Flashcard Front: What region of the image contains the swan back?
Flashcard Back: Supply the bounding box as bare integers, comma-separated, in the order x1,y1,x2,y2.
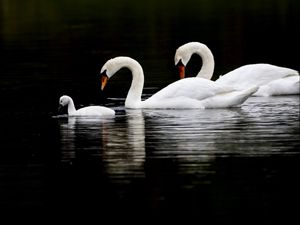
75,106,115,117
143,77,255,108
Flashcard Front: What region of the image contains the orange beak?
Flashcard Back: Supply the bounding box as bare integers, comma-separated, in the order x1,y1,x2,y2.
101,74,108,91
178,64,185,79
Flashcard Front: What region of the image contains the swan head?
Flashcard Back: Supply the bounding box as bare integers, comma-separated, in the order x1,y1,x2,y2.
175,42,214,79
59,95,71,107
100,58,120,78
174,44,193,67
174,46,190,79
100,58,117,90
58,95,71,113
175,42,207,65
174,43,197,79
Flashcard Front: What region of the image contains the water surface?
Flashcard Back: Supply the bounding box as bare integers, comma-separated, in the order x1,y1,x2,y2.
56,96,300,222
0,0,299,223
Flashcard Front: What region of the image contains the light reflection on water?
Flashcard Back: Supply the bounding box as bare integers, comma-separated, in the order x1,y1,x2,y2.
59,110,146,184
58,96,299,184
54,95,300,222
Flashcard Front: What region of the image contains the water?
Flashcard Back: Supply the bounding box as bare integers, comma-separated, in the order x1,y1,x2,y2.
1,0,300,223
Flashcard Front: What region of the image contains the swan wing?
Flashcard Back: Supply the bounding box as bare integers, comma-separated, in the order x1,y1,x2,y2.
216,64,299,90
147,77,235,101
254,75,300,96
74,106,115,116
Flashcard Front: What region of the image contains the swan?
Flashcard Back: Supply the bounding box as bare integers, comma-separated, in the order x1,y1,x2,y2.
174,42,300,96
100,56,258,109
58,95,115,117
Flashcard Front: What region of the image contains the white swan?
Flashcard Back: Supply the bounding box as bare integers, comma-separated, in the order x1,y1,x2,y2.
100,56,258,109
174,42,300,96
58,95,115,117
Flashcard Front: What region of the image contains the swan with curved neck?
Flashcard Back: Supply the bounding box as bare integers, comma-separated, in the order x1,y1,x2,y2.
175,42,215,80
100,56,258,109
174,42,299,96
59,95,115,117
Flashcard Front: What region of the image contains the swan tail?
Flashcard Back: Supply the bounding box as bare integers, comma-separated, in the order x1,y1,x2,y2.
291,79,300,94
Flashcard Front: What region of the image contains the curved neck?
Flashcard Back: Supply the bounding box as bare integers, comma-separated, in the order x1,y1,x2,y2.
194,44,215,80
67,98,77,115
115,57,144,108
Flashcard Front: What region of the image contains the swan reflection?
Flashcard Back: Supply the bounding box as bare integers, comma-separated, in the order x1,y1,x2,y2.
58,110,146,184
142,95,299,158
101,109,146,183
142,108,243,176
57,95,299,187
58,116,115,163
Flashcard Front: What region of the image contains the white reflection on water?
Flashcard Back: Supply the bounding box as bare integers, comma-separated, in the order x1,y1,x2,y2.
58,111,146,183
59,116,115,161
143,96,299,157
101,109,146,183
58,96,299,183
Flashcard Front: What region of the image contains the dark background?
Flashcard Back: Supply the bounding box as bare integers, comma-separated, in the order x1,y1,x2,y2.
0,0,299,114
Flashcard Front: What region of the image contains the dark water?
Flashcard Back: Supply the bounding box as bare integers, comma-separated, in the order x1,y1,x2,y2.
1,0,300,222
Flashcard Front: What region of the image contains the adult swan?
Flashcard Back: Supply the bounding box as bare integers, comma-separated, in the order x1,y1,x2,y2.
174,42,299,96
100,56,258,109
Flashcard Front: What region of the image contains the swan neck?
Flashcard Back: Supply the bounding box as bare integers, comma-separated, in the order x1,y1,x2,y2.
124,60,144,108
67,98,77,114
195,45,214,80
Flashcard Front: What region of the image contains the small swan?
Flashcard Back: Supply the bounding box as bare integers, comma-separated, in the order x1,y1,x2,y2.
58,95,115,117
174,42,299,96
100,56,258,109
